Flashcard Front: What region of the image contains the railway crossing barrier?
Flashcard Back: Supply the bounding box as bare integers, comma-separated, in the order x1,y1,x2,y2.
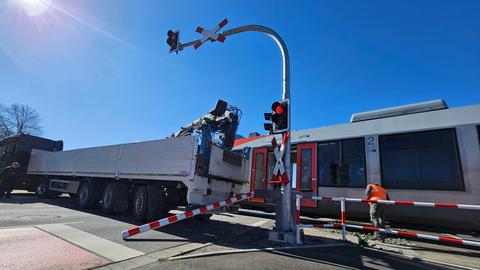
121,192,254,239
295,194,480,248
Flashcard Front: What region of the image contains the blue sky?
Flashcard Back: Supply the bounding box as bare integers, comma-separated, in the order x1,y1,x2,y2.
1,0,479,149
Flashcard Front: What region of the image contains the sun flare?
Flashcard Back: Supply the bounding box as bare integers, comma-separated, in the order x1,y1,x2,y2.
15,0,51,16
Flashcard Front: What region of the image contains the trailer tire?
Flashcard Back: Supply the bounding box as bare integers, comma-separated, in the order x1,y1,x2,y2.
78,182,94,209
133,186,148,221
101,183,114,214
35,182,50,198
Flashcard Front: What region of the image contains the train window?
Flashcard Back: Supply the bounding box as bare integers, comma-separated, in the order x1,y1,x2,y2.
254,152,265,190
380,129,464,191
266,152,276,190
342,139,367,187
299,148,313,190
318,138,366,187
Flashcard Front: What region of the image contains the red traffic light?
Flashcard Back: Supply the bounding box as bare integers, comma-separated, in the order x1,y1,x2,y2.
270,99,289,133
271,102,285,115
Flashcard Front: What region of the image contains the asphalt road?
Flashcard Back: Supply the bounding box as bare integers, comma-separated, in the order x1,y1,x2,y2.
0,192,472,270
0,193,270,254
143,247,463,270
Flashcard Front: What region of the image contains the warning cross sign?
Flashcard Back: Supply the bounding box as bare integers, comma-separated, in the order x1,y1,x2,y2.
194,18,229,49
269,132,290,186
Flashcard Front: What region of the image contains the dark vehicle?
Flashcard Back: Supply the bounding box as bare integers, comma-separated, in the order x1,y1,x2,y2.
0,134,63,196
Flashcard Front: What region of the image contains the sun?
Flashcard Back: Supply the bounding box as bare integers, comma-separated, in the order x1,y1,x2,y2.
15,0,51,16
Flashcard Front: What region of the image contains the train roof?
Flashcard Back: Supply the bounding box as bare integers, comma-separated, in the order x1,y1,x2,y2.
233,101,480,150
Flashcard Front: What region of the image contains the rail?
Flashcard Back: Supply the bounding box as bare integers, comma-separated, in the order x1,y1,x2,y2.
295,194,480,247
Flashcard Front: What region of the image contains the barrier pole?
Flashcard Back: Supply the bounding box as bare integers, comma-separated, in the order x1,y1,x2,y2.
303,196,480,211
121,192,254,239
296,194,302,245
344,224,480,248
340,197,346,241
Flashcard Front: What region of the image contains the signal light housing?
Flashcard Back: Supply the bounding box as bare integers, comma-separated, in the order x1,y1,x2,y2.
271,99,289,133
263,99,289,134
264,113,273,134
166,30,180,53
264,123,273,132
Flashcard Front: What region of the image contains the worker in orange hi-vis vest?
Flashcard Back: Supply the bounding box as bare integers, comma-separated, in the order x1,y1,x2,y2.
365,183,390,240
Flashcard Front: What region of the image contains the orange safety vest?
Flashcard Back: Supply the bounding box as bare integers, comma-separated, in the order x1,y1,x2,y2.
367,184,387,205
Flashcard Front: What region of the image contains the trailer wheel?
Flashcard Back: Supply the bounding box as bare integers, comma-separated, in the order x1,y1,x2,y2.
101,183,114,214
35,182,50,198
78,182,94,209
133,186,148,221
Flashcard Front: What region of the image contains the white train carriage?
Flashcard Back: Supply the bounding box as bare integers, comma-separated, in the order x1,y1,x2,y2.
235,100,480,230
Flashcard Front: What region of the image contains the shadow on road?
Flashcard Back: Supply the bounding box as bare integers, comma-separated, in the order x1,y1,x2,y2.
271,246,460,270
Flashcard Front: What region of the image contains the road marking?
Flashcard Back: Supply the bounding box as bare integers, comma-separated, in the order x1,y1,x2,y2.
36,223,144,262
251,220,269,227
94,242,212,270
0,221,84,230
167,243,347,261
233,219,271,235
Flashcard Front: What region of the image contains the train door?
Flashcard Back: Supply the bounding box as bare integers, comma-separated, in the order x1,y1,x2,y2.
296,143,317,207
250,148,268,202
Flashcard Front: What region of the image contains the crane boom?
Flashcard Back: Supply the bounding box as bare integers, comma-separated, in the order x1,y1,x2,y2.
171,100,241,159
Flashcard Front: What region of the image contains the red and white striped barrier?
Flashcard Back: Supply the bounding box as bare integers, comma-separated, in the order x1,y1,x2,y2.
299,222,480,248
299,195,480,210
345,224,480,248
121,192,254,239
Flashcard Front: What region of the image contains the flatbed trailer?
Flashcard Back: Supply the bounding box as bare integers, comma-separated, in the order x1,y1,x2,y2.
23,136,248,220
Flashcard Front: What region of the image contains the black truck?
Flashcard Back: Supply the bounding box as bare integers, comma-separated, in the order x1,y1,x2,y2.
0,134,63,197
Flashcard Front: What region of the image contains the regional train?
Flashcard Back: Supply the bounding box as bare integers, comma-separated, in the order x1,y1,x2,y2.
234,100,480,231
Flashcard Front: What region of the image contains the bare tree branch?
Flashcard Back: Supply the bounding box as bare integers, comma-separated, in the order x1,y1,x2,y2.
0,104,42,140
0,104,13,139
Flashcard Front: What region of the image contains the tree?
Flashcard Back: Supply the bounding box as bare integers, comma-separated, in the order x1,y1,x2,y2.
0,104,42,140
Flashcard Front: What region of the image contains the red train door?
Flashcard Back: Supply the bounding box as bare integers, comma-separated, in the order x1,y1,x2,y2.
296,143,317,207
250,147,268,202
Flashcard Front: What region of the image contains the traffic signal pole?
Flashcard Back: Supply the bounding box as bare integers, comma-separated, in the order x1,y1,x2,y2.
174,23,295,243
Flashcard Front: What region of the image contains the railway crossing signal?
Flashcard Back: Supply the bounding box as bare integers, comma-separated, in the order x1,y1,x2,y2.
194,18,229,49
269,133,289,187
166,30,180,53
165,19,296,244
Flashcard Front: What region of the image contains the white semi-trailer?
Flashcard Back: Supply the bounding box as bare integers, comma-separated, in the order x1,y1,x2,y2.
0,100,249,221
